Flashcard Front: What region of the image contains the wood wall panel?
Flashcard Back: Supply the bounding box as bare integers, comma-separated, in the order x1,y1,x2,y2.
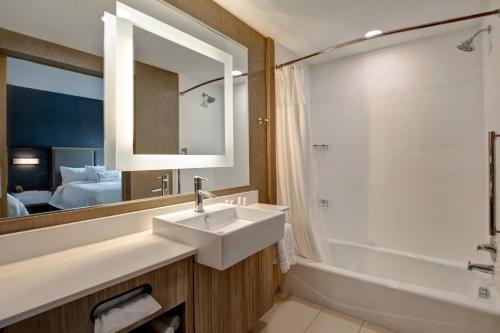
194,246,274,333
3,257,194,333
134,62,179,155
0,28,102,77
0,0,276,235
0,54,7,218
265,38,277,204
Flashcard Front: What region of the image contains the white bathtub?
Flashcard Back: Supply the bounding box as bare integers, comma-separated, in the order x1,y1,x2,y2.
282,238,500,333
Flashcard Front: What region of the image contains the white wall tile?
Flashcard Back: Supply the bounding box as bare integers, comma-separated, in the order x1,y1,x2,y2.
310,27,489,262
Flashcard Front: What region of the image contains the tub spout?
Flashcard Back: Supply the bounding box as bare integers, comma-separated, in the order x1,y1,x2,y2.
467,261,495,275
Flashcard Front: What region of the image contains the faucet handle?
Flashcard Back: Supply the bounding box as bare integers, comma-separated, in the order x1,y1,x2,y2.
194,176,209,181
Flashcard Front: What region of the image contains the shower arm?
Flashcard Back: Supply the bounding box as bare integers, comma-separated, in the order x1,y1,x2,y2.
489,132,500,236
469,25,492,42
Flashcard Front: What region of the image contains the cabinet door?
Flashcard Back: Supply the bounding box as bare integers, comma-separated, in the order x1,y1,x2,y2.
194,246,275,333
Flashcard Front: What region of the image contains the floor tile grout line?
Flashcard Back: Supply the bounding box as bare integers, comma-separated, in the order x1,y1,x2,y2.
357,320,365,333
302,307,323,333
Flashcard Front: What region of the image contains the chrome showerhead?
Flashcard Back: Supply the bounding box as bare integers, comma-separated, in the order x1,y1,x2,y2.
457,38,475,52
457,25,491,52
200,92,216,108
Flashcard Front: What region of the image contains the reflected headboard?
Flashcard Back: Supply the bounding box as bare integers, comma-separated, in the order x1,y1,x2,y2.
51,147,104,192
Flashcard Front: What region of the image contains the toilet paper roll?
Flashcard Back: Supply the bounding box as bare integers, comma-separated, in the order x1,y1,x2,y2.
94,293,162,333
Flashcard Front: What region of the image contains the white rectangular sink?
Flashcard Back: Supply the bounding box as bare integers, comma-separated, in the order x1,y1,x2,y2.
153,203,285,270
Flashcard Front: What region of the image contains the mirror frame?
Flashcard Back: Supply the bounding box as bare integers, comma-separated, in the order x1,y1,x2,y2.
104,2,234,171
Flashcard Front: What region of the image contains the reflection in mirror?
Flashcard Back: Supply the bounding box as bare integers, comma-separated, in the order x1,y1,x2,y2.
133,25,226,156
0,0,249,221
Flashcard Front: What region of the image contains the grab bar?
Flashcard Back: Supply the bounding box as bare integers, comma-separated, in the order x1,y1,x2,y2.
90,284,152,322
489,131,500,236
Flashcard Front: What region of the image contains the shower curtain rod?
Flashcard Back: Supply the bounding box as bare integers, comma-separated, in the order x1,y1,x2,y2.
276,8,500,68
180,8,499,95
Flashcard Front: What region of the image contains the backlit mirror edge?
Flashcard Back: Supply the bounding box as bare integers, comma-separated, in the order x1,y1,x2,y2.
104,3,235,171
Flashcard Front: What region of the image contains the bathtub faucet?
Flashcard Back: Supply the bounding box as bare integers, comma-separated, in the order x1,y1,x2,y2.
467,261,495,275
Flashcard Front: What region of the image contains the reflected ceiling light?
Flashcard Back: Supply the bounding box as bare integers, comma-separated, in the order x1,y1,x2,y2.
232,70,243,76
364,30,383,38
12,157,39,165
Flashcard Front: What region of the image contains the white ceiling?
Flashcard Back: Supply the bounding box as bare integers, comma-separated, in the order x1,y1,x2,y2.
213,0,491,63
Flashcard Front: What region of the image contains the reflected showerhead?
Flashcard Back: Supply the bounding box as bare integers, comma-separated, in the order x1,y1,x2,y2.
457,25,491,52
201,92,216,108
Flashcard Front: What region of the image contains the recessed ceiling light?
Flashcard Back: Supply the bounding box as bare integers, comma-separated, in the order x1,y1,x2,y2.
364,30,383,38
232,70,243,76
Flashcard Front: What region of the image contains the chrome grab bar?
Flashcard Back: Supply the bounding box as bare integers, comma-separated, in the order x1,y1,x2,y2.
489,131,500,236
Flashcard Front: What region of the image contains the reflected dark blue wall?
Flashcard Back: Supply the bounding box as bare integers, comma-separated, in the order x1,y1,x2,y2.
7,85,103,191
7,85,104,148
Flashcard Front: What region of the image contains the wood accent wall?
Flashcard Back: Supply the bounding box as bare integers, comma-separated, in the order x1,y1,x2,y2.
0,0,276,235
134,62,179,155
0,28,102,77
3,257,194,333
265,38,277,205
194,246,274,333
0,54,7,218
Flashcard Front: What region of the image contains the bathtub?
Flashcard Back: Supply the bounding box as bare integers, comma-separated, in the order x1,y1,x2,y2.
282,238,500,333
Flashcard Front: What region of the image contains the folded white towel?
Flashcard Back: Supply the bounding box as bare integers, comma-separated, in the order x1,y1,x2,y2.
94,294,161,333
276,223,296,273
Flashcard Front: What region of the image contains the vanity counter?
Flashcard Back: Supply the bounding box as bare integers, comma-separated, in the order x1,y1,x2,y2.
0,231,196,328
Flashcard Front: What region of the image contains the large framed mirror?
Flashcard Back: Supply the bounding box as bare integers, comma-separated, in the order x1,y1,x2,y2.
0,0,249,222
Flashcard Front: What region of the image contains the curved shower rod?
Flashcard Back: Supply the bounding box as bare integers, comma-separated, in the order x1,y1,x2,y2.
180,8,500,95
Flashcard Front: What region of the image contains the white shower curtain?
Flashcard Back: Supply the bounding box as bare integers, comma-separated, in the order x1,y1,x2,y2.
275,64,325,261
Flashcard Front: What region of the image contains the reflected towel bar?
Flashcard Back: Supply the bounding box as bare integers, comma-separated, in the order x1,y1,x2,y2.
489,131,500,236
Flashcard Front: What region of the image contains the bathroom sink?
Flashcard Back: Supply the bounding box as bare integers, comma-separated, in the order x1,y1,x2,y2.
153,203,285,270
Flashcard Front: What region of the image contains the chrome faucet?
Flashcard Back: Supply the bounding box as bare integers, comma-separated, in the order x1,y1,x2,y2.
477,237,497,262
467,261,495,275
152,174,169,197
194,176,216,213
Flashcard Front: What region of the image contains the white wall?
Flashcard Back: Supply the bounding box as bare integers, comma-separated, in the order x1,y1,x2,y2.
178,75,225,155
309,28,488,262
7,57,103,100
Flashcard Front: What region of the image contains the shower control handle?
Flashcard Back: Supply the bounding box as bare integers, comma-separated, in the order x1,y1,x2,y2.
477,238,497,262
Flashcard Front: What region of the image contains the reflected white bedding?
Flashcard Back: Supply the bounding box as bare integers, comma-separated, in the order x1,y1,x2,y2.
49,181,121,210
7,194,29,218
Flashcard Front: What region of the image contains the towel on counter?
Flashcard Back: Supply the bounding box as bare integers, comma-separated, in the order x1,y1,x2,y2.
276,223,296,273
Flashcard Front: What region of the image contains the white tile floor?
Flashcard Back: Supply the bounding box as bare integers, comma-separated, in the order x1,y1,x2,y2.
251,293,397,333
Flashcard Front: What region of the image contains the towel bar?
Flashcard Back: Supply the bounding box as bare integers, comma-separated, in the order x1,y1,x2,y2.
489,131,500,236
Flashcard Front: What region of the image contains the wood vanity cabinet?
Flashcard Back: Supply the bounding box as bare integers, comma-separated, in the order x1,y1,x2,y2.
2,257,194,333
194,246,275,333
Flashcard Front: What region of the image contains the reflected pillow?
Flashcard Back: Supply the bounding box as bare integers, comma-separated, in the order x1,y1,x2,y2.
96,171,121,183
85,165,105,181
60,166,87,184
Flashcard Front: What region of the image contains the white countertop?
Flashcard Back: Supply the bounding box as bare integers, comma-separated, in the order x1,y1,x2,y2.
0,231,196,328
